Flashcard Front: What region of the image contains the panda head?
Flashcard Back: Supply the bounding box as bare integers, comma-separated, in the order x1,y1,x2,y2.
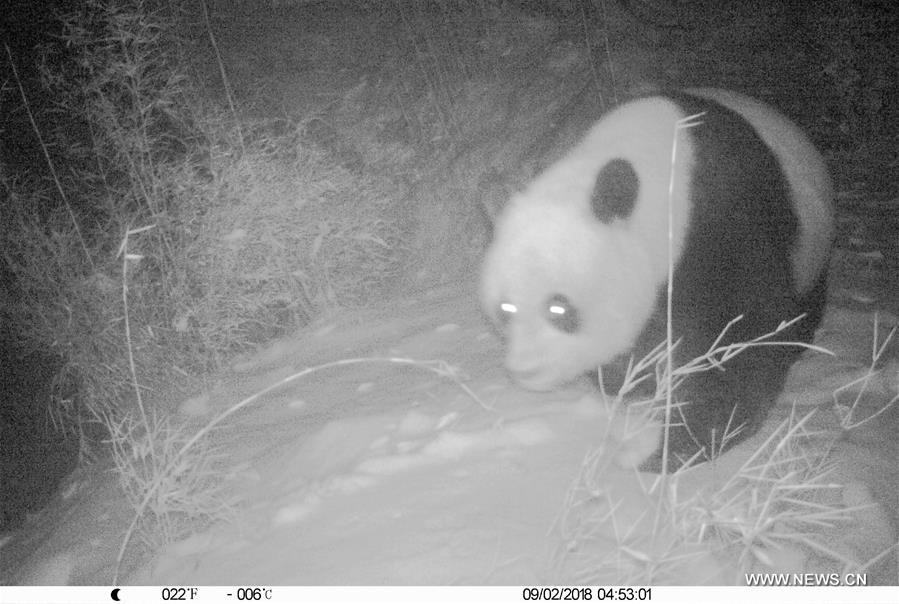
479,97,695,391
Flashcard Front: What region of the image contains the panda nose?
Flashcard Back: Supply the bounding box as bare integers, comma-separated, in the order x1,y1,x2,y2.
505,355,540,379
508,366,555,391
509,366,541,382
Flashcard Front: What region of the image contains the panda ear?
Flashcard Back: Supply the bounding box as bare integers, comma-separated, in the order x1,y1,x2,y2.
591,158,639,223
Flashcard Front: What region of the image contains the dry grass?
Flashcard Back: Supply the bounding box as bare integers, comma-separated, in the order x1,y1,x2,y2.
104,408,234,550
552,318,895,584
831,316,898,430
2,0,409,443
1,0,413,574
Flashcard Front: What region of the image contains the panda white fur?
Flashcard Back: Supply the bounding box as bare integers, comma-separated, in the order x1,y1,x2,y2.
480,88,834,472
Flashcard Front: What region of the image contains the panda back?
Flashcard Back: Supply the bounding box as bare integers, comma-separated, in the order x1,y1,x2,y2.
685,88,834,294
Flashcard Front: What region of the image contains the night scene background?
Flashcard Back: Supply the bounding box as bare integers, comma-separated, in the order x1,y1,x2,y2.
1,0,897,587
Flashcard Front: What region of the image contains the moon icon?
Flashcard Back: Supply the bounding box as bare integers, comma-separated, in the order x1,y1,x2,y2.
111,588,121,601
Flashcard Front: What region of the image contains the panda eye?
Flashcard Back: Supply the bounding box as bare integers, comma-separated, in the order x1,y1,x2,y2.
545,294,580,333
497,301,517,326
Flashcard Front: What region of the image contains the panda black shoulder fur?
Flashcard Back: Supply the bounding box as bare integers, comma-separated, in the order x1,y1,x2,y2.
480,88,834,472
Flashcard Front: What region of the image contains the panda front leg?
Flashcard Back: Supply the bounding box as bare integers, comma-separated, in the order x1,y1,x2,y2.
638,344,794,473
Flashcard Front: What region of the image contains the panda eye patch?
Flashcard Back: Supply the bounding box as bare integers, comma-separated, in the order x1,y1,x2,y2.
497,301,517,325
545,294,580,333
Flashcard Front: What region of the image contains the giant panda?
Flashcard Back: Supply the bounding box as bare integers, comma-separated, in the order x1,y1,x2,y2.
479,88,834,472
